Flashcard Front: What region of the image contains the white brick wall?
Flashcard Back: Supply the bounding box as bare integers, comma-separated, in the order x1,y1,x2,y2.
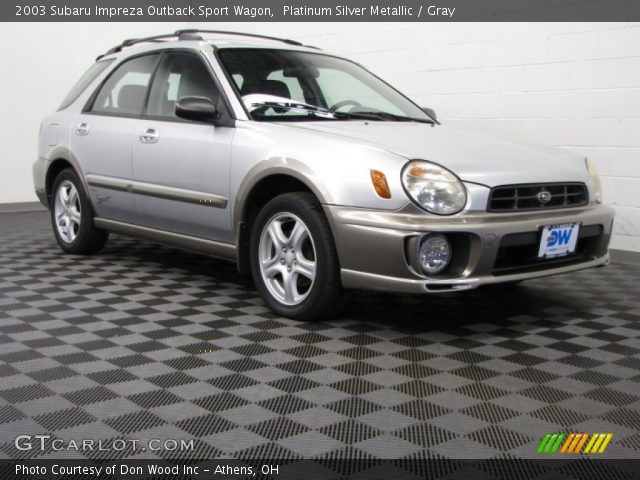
224,22,640,252
1,22,638,251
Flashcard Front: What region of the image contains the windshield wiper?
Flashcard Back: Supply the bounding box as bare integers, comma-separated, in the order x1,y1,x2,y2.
243,95,434,123
243,94,334,118
333,111,434,123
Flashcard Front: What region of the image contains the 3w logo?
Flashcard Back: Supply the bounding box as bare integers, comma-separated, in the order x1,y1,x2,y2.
546,228,573,247
537,433,613,454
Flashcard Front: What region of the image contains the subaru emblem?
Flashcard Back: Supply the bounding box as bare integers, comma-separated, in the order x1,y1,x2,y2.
537,190,552,204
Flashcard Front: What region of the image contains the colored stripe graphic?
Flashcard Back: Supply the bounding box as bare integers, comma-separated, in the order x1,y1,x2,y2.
583,433,599,453
583,433,614,454
573,433,589,453
550,433,565,453
560,433,575,453
539,433,613,454
537,433,552,454
597,434,613,453
538,433,566,453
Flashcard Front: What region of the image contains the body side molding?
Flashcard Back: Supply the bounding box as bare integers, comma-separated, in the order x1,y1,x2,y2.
86,174,228,208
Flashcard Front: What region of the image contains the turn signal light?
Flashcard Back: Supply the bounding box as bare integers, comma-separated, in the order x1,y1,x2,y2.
370,170,391,199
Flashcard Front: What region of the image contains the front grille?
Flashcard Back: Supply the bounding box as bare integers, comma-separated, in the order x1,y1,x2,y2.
488,183,587,212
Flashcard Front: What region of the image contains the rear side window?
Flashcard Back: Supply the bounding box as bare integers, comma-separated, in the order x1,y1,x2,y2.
58,59,114,110
90,54,160,116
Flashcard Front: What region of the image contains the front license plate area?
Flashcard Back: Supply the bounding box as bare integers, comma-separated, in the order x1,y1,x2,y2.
538,223,580,259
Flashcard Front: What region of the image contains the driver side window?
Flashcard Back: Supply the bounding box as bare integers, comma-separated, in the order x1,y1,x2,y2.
145,52,221,119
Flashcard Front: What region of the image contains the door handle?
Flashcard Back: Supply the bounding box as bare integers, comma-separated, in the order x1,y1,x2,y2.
139,128,159,144
76,123,90,136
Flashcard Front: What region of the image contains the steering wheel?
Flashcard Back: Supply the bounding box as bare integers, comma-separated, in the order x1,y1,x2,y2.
329,99,362,112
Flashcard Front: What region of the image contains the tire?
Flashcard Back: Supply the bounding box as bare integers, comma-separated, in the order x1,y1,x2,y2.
250,192,343,320
50,168,108,254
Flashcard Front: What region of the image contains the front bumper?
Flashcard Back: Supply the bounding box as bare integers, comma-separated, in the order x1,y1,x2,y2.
324,202,614,294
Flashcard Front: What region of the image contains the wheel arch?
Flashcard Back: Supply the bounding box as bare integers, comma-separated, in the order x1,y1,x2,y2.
45,148,90,206
234,160,333,275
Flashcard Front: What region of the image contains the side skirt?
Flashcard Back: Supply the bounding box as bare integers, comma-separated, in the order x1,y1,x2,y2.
93,218,237,261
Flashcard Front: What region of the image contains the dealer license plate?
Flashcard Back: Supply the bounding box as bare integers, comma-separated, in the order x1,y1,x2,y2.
538,223,580,259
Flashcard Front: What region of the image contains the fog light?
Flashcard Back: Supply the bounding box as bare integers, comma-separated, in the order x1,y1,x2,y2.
419,234,451,274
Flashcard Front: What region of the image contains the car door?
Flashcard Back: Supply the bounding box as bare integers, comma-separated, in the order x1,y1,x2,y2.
70,53,161,223
132,51,234,242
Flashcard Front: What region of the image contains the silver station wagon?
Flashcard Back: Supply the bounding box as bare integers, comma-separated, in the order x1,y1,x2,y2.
34,30,614,319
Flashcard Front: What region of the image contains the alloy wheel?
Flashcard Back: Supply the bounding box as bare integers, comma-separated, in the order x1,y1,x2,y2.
258,212,317,306
53,180,81,244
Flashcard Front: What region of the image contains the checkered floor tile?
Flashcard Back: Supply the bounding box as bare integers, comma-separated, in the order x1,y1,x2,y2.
0,211,639,460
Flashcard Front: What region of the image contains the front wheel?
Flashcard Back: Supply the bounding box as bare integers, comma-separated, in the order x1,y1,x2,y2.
250,192,343,320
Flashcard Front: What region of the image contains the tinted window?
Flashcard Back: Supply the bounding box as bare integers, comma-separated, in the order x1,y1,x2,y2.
91,54,160,116
146,52,220,119
59,59,114,110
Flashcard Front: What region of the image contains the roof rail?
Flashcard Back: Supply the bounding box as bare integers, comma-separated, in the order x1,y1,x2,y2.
174,29,305,47
103,33,177,55
98,29,317,59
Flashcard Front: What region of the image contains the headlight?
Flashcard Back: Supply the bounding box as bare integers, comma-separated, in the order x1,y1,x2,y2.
401,160,467,215
585,158,603,203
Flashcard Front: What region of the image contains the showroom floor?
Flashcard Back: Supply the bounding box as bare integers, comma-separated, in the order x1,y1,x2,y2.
1,211,639,461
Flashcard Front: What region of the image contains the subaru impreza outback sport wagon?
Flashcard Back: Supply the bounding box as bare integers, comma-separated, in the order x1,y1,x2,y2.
34,30,614,320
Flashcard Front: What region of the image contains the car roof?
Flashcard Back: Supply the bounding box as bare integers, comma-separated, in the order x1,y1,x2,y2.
206,37,320,51
97,30,321,61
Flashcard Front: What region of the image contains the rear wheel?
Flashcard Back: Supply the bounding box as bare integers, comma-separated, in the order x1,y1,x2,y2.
250,192,343,320
51,169,108,254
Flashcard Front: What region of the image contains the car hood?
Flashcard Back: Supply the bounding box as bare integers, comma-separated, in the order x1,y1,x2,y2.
284,122,588,187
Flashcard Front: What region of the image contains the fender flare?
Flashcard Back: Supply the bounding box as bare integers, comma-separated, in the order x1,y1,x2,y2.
46,147,90,198
233,156,333,228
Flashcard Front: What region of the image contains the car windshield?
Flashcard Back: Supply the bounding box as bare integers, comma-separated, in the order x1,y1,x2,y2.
217,48,434,123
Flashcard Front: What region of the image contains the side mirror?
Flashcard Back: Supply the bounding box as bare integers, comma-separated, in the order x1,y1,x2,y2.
421,107,437,121
175,96,219,123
